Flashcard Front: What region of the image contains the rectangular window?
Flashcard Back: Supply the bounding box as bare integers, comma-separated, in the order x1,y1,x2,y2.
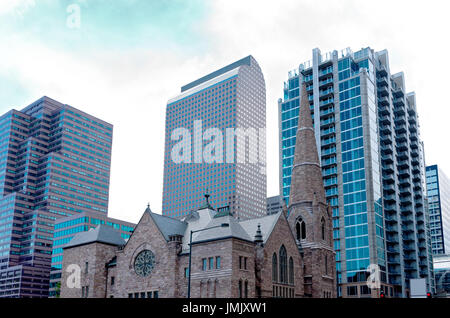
244,257,247,270
134,293,139,298
347,286,358,296
111,276,115,286
85,286,89,298
85,262,88,274
154,291,159,298
140,292,146,298
147,292,152,298
202,259,207,271
239,256,243,269
209,257,214,270
216,256,221,269
128,293,133,298
184,267,189,278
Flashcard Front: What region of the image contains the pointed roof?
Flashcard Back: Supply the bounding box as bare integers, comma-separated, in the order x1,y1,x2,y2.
145,205,187,241
289,83,326,206
64,224,126,249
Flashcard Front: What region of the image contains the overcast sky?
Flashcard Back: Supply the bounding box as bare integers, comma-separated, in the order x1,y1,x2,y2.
1,0,449,223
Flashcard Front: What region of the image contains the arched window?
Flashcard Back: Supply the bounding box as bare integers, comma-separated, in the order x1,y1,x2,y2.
272,253,278,282
279,245,287,284
321,217,326,241
296,218,306,240
289,257,294,285
238,280,243,298
244,280,248,298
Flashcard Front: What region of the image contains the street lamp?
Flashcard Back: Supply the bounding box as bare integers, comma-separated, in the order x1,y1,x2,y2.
187,223,229,298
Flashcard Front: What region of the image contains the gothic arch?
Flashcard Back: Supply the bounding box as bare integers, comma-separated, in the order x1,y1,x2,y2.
279,245,287,284
272,253,278,282
295,217,306,240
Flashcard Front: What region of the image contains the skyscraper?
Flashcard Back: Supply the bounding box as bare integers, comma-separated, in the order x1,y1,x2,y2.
279,47,433,297
0,96,112,297
426,165,450,255
162,56,266,220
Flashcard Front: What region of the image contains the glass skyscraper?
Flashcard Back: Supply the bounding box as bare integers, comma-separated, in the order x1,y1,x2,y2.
162,56,266,220
426,165,450,255
0,96,112,297
279,47,433,297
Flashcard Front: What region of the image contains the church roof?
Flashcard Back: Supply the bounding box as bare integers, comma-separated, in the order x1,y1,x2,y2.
289,82,327,206
193,214,252,244
239,212,281,244
63,224,126,249
146,206,187,241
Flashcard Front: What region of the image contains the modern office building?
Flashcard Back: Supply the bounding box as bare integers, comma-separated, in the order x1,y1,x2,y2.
279,47,433,297
0,96,113,297
49,211,134,297
426,165,450,255
162,56,266,220
433,254,450,297
267,195,283,215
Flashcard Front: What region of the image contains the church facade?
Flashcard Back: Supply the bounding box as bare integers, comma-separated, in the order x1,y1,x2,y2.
60,83,336,298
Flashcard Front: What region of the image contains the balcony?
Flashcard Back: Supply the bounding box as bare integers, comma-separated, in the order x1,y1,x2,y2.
320,127,335,137
380,114,391,125
319,77,333,88
395,115,406,125
377,77,389,87
395,123,407,134
393,87,404,98
398,168,409,178
384,203,396,213
382,164,394,174
397,151,409,161
381,143,393,154
380,134,392,144
378,86,389,97
378,96,390,106
377,65,388,77
319,88,334,98
320,98,334,107
382,153,394,164
320,107,335,117
393,98,405,107
394,106,406,116
396,142,408,152
383,183,396,194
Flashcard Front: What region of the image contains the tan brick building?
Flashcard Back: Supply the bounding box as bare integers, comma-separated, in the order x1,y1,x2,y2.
60,83,335,298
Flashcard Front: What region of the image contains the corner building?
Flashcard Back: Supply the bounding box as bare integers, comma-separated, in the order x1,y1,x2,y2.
279,47,433,297
0,96,112,297
162,56,266,220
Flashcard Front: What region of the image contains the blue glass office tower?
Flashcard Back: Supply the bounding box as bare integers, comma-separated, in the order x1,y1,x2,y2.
0,96,112,297
162,56,266,220
279,48,433,297
426,165,450,255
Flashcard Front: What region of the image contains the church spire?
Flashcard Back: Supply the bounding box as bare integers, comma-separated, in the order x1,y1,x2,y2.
289,82,326,206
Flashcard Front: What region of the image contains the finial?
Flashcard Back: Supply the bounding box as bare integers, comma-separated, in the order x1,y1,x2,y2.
254,223,263,244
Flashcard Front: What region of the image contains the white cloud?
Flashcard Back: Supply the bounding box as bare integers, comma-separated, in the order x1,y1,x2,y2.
0,0,35,16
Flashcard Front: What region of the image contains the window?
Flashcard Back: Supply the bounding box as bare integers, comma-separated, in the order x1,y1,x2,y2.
272,253,278,282
296,219,306,240
244,257,247,270
289,257,294,285
154,291,159,298
321,217,326,240
279,246,287,284
244,281,249,298
216,256,221,269
184,267,189,278
202,258,207,271
347,286,358,296
111,276,115,286
85,261,89,274
239,256,243,269
140,292,146,298
209,257,214,270
134,292,139,298
238,280,243,298
128,293,133,298
147,292,153,298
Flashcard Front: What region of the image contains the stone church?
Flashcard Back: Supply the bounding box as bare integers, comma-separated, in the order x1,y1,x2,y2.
60,83,336,298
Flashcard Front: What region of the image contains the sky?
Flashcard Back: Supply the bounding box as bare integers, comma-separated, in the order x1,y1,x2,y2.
1,0,449,223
